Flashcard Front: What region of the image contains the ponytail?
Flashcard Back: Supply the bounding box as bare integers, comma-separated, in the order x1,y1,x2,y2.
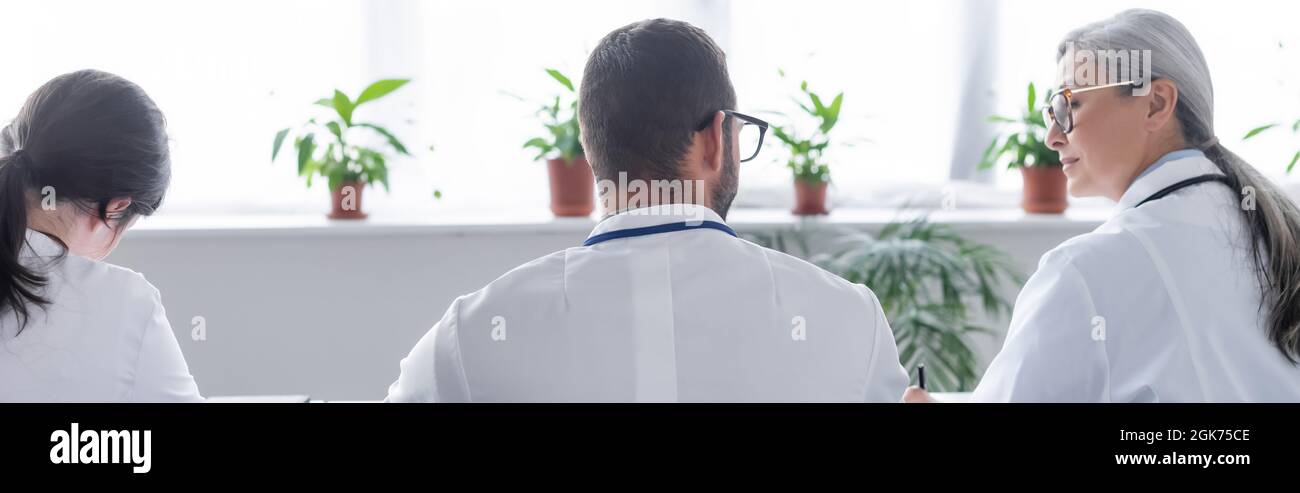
0,150,50,331
1060,8,1300,362
0,70,172,335
1199,140,1300,362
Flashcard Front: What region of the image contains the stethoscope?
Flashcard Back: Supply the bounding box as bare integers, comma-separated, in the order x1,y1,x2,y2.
1134,174,1231,208
583,220,736,247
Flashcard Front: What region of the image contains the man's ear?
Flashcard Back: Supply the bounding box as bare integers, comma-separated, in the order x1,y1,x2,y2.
1144,79,1179,132
700,110,726,175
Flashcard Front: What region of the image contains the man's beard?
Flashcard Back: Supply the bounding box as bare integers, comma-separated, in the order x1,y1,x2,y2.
709,135,739,219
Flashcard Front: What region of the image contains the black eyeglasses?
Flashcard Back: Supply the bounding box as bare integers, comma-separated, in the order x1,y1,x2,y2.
696,110,769,163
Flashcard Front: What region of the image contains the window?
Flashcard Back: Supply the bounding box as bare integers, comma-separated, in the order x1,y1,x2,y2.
2,0,369,214
3,0,1297,216
726,0,970,208
994,0,1300,187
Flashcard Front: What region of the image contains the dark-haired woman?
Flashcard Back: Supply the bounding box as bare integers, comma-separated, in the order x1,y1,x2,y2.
0,70,201,402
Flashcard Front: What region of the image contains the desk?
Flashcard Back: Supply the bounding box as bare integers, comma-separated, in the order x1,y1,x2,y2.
932,392,973,403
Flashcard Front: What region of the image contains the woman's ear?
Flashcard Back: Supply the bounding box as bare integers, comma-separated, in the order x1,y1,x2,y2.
1144,79,1180,132
105,198,132,219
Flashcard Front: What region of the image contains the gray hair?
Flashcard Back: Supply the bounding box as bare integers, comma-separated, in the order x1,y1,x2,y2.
1059,8,1300,362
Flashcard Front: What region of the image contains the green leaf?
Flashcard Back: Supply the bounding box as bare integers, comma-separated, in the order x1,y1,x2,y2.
314,98,334,108
827,93,843,120
355,123,410,156
354,79,410,107
1001,134,1021,169
1289,150,1300,173
326,169,344,194
986,115,1017,124
771,126,795,146
810,92,826,114
325,121,343,141
977,137,1000,170
1292,119,1300,133
332,90,355,126
819,93,843,133
433,189,442,199
1243,123,1278,140
296,134,316,176
272,128,290,161
302,160,320,186
545,69,575,92
793,98,814,117
368,153,390,193
1027,82,1037,114
1027,110,1046,129
523,137,549,150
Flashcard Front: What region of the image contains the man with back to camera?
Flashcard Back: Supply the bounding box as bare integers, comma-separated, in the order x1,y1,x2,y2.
385,18,907,402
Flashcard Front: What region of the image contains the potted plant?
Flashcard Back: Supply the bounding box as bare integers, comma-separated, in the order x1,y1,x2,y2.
521,69,593,217
771,73,843,216
746,215,1021,391
814,216,1021,391
980,82,1067,214
272,79,417,219
1242,118,1300,173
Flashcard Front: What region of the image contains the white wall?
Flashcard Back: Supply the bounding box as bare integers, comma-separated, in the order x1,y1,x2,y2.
105,211,1096,400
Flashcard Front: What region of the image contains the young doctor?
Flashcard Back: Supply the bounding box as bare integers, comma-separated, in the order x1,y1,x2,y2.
387,19,908,402
0,70,202,402
908,9,1300,403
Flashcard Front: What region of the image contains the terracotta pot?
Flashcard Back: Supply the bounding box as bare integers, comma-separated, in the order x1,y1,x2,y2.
1020,164,1068,214
328,179,369,220
792,178,830,216
547,156,595,217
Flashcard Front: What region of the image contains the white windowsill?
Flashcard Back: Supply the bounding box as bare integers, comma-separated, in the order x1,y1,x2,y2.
126,206,1111,239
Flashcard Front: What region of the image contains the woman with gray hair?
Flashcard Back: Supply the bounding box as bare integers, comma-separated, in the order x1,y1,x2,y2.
908,8,1300,402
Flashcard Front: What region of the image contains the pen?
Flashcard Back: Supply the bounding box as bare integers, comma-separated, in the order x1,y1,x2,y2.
917,364,926,390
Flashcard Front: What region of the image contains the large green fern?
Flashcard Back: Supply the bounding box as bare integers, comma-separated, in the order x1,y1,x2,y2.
746,216,1021,391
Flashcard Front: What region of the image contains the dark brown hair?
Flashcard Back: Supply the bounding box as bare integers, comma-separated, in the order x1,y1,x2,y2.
0,70,171,331
579,18,737,183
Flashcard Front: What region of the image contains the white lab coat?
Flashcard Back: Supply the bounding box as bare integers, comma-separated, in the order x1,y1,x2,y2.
0,229,202,402
973,152,1300,402
387,203,908,402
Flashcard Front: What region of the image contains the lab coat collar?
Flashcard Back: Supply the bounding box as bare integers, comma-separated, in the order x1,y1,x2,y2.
1114,151,1223,212
19,229,65,259
587,203,728,241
